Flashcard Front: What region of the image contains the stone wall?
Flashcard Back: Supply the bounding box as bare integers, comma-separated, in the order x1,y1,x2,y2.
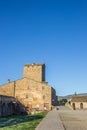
68,96,87,110
0,95,28,117
51,87,58,106
15,78,52,110
71,102,87,110
24,64,45,82
0,78,52,110
0,82,15,96
0,63,57,112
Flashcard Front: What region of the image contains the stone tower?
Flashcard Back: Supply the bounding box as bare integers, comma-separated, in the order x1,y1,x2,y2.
23,63,45,82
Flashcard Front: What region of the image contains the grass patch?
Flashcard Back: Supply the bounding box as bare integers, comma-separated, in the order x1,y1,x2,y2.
0,111,48,130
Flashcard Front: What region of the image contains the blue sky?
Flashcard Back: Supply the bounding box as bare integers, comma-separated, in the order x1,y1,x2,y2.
0,0,87,96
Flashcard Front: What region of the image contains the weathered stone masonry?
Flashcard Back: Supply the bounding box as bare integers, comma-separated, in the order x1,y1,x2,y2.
0,95,28,116
0,63,57,111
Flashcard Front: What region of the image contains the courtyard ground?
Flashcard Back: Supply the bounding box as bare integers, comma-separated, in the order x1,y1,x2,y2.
59,106,87,130
36,106,87,130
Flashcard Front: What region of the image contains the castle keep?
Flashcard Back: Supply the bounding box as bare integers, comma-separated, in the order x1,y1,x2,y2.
0,63,57,111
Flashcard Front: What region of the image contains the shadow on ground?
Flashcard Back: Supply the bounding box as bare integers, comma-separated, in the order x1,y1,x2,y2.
0,114,43,128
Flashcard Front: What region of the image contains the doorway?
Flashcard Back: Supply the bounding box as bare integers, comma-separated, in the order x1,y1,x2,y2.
80,103,83,109
72,103,75,110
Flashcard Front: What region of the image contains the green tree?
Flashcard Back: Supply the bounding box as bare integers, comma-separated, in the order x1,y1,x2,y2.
74,91,77,96
58,99,67,105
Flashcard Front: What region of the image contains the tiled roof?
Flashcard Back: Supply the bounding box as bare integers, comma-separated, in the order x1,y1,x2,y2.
71,96,87,102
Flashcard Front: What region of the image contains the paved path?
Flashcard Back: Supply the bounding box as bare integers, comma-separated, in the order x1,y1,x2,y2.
35,108,64,130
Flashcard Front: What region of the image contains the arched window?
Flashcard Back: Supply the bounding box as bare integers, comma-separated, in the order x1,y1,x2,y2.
72,103,75,110
80,103,83,109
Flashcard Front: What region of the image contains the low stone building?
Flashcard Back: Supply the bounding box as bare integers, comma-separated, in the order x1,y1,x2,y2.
0,95,28,116
68,96,87,110
0,63,57,112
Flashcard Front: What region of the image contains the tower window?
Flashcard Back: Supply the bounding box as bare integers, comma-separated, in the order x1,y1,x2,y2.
26,95,28,99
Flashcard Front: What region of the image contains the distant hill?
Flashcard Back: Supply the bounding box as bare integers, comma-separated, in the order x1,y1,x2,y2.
58,93,87,100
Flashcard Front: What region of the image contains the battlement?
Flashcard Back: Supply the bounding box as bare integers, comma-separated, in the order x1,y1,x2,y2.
24,63,44,66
